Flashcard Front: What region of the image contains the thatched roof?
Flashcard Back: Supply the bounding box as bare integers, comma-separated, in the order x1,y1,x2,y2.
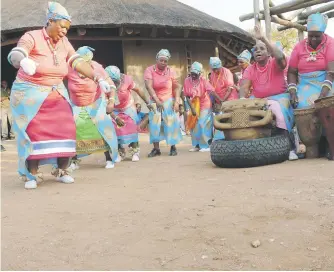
1,0,252,42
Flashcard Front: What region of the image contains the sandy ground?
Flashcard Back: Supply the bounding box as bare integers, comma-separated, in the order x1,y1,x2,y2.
1,134,334,270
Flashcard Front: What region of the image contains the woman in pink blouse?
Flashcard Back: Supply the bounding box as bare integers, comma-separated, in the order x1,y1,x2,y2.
288,13,334,109
209,57,239,108
183,62,222,152
144,49,182,157
240,26,297,160
105,65,153,162
288,13,334,160
67,46,118,171
8,2,111,189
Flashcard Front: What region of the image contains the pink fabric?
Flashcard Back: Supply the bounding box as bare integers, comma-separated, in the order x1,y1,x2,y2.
112,110,138,138
17,28,75,86
183,76,214,110
114,74,135,110
209,67,238,101
267,100,287,130
26,91,76,160
289,34,334,73
67,61,106,107
144,65,178,102
243,57,287,98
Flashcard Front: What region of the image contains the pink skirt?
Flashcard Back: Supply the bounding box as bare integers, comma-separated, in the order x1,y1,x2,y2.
26,91,76,160
112,112,139,145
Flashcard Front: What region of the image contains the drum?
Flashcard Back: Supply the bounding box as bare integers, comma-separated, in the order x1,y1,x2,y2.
214,99,273,140
315,95,334,160
294,107,322,158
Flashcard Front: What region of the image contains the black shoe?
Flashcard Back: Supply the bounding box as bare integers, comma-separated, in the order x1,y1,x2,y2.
148,148,161,158
169,146,177,156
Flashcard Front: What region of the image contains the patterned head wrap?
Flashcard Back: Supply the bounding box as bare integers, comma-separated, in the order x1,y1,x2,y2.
76,46,95,62
275,41,283,52
156,49,171,60
46,2,71,23
190,61,203,75
105,66,121,82
209,57,222,69
307,13,328,33
237,50,252,63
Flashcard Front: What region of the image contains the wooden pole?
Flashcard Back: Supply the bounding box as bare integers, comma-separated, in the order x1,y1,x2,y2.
269,16,307,31
263,0,272,41
269,0,311,15
253,0,261,28
269,0,288,20
298,2,334,19
277,19,307,31
278,10,334,31
215,44,219,57
240,0,331,22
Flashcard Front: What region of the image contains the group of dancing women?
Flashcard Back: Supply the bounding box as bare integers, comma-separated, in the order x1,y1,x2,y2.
7,2,334,189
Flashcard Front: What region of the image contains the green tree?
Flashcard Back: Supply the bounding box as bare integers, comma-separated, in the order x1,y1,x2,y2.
271,27,298,54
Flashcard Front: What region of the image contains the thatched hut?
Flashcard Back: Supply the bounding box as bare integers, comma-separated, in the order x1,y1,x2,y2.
1,0,253,102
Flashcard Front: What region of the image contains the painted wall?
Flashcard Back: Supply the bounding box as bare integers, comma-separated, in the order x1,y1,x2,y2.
122,40,215,111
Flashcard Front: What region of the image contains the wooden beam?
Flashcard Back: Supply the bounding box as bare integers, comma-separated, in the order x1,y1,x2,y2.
240,0,331,22
263,0,272,41
119,27,124,36
1,37,19,46
324,10,334,17
215,44,219,57
298,2,334,19
277,19,307,31
150,27,157,38
253,0,261,28
270,15,307,31
269,0,288,20
67,35,214,42
217,39,239,57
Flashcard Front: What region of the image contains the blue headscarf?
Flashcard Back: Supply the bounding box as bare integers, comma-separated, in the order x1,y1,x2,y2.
76,46,95,62
156,49,171,60
46,2,71,23
237,50,252,63
209,57,222,69
105,66,121,82
307,13,328,33
190,61,203,75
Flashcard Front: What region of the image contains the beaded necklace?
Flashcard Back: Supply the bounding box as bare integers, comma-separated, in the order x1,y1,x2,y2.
255,59,271,85
305,38,326,62
46,39,59,66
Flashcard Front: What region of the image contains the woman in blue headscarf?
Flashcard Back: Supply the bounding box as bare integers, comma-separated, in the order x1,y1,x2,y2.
288,13,334,160
105,65,153,162
67,46,119,171
8,2,111,189
288,13,334,108
144,49,182,157
237,49,253,97
183,62,222,152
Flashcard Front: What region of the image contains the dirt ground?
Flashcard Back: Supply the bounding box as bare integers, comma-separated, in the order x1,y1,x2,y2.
1,134,334,270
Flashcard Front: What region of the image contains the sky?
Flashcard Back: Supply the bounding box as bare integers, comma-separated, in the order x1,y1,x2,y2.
177,0,334,36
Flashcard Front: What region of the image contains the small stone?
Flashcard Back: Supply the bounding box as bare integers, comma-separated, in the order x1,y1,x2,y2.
251,240,261,248
307,247,318,251
269,238,275,243
201,255,208,259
